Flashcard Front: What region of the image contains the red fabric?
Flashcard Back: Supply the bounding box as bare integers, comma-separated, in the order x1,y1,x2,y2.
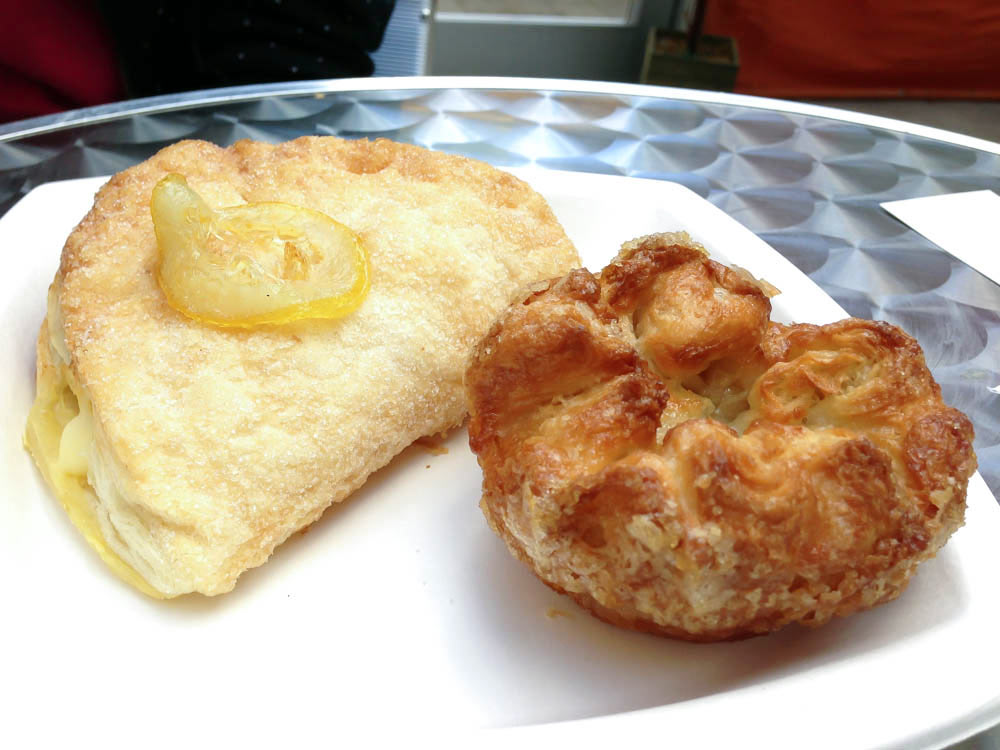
0,0,123,123
705,0,1000,98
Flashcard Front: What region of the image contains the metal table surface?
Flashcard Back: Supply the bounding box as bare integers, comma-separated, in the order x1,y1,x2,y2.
3,77,998,747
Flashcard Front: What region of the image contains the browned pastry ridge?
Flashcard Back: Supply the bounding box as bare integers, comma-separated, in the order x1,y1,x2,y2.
465,232,976,641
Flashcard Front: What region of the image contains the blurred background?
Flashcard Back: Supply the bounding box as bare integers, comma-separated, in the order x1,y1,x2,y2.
2,0,999,140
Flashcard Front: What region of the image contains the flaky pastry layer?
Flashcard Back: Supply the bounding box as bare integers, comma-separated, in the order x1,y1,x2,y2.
465,232,975,641
27,136,580,597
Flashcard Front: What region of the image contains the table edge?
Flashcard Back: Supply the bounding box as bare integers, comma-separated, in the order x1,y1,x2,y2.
2,76,998,156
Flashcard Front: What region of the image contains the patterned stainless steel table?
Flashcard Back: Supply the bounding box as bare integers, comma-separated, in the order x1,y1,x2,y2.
4,77,999,746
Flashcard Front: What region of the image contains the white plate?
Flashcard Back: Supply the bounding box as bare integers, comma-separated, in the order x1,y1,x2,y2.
3,170,999,749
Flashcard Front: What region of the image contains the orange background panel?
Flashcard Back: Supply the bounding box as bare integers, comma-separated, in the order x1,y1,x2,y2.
705,0,1000,98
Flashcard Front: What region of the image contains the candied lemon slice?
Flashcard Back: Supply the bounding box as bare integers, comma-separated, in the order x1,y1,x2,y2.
151,174,369,327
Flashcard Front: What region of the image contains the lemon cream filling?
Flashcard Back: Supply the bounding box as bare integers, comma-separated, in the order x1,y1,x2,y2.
23,304,165,599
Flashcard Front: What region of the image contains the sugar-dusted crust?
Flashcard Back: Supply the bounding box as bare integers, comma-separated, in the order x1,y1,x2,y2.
37,136,580,597
465,232,975,641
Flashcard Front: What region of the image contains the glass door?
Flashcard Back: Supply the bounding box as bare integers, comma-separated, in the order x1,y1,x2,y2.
429,1,677,83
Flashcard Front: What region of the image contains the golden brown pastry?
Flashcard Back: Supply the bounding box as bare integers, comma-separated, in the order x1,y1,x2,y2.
465,232,975,641
24,136,579,598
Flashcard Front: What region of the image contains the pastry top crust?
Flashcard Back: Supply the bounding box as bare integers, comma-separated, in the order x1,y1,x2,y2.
49,136,579,596
466,232,975,640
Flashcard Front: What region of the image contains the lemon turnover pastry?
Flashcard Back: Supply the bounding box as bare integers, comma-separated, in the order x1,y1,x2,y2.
25,136,579,597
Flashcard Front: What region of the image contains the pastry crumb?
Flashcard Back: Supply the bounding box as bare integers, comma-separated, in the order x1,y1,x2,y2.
415,434,449,455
